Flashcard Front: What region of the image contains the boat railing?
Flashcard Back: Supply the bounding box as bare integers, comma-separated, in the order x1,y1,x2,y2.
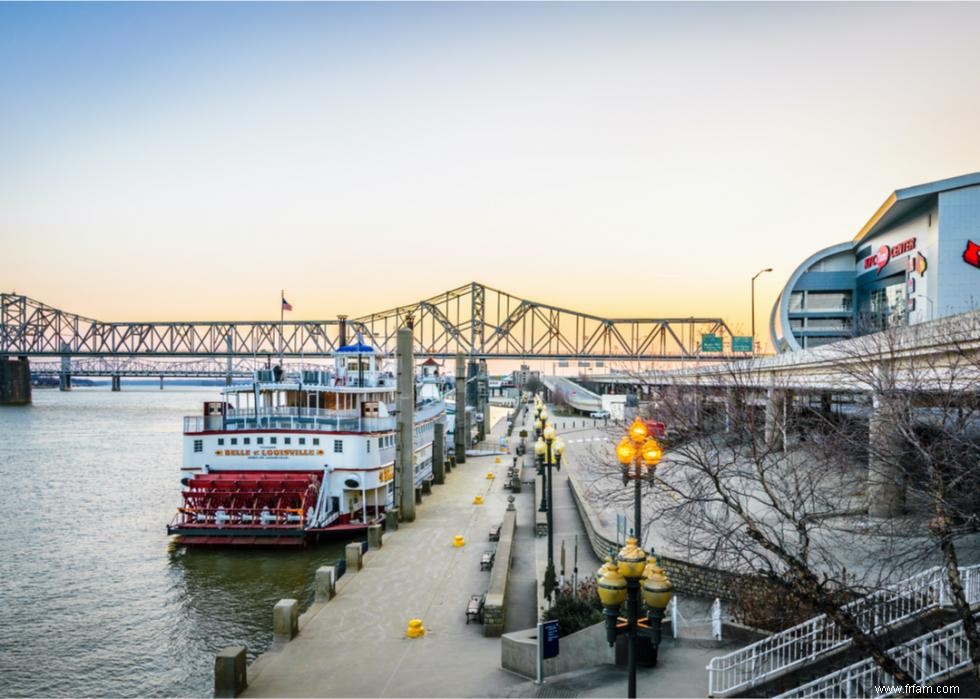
184,399,439,434
227,406,346,420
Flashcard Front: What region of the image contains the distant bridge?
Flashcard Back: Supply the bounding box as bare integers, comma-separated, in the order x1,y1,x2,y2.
27,357,302,379
2,283,737,361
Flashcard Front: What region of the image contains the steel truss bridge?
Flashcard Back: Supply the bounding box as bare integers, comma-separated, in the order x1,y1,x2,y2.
2,284,736,374
27,357,299,379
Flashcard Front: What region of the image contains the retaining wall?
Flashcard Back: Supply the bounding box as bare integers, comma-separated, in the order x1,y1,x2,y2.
483,507,517,636
566,470,754,601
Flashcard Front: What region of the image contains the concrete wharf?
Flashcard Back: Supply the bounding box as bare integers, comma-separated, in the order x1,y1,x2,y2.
236,408,734,698
242,415,525,698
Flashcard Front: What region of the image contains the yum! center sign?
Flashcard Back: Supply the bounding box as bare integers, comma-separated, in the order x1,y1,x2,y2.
863,237,917,274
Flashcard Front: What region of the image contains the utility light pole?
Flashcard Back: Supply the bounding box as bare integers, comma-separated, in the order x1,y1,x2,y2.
751,268,773,353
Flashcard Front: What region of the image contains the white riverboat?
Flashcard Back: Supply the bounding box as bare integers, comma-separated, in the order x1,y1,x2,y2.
167,338,447,546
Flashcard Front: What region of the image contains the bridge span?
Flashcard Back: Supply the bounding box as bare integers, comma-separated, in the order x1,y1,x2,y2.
1,283,736,361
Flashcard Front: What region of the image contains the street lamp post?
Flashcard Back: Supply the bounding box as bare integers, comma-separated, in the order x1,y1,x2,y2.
751,267,773,354
615,418,663,547
535,416,564,602
596,539,674,698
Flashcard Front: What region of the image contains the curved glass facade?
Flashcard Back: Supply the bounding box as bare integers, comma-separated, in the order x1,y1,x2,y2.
771,173,980,353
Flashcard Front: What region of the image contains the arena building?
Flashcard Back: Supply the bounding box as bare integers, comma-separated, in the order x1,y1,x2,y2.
771,172,980,352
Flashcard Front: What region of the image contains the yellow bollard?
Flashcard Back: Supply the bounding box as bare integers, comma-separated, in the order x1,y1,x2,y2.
486,471,495,480
495,456,501,463
473,495,484,505
406,619,425,638
453,535,465,547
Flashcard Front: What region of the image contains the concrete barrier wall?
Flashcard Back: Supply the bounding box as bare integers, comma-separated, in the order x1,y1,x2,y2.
565,470,754,601
483,507,516,637
501,621,613,678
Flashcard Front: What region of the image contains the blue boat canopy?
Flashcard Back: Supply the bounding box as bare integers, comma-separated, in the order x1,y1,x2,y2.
336,333,377,353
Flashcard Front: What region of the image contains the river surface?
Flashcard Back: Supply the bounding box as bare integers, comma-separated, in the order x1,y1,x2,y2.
0,388,352,698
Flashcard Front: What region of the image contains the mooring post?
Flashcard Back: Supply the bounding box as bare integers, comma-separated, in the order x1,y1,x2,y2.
396,325,416,522
214,646,247,698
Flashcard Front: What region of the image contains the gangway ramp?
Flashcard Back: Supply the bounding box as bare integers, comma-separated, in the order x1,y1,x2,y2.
542,375,602,413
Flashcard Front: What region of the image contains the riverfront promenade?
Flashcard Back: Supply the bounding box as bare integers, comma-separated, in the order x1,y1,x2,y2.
243,416,526,698
240,409,735,698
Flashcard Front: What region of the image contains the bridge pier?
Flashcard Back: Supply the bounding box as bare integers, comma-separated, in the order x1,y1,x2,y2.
868,391,905,518
60,353,71,391
432,422,446,485
454,353,466,463
764,388,787,451
820,392,833,416
111,375,121,391
477,358,489,443
0,356,31,405
724,388,737,433
396,326,416,523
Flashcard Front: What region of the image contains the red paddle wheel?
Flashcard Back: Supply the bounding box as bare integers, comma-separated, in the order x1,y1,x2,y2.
168,472,322,546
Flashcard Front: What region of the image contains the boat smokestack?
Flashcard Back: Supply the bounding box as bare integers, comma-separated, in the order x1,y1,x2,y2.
337,315,348,347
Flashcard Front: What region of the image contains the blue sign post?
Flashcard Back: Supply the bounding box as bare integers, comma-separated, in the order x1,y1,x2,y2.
536,619,560,683
542,619,560,659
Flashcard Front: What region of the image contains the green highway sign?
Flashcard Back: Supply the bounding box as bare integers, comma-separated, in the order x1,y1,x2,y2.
701,334,723,352
732,336,754,352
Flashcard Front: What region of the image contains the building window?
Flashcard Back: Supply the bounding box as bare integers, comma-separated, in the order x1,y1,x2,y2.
366,439,371,453
334,440,343,453
231,438,238,445
789,319,804,330
243,437,250,445
806,292,852,312
218,438,225,446
807,317,852,331
313,438,319,446
285,437,291,445
193,439,203,453
789,292,804,312
270,437,277,444
299,438,306,445
257,437,264,445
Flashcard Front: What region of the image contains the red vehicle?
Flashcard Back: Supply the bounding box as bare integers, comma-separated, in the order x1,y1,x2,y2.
644,420,667,440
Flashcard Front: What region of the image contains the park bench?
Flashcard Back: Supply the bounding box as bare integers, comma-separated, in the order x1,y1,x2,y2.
480,549,496,571
465,593,486,624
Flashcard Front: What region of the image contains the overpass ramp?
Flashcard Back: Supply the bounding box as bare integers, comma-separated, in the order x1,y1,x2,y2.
542,375,602,413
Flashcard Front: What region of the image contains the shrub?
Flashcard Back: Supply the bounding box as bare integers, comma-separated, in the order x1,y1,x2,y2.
541,578,604,636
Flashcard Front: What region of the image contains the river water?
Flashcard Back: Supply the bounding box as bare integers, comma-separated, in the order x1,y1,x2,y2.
0,388,351,698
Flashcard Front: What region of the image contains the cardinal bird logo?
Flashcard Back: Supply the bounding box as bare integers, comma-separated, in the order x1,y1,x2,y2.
965,240,980,269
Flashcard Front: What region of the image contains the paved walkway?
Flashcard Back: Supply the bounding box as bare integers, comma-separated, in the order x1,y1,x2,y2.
243,416,525,698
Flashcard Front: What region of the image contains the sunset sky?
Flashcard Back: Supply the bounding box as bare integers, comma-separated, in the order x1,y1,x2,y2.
2,2,980,345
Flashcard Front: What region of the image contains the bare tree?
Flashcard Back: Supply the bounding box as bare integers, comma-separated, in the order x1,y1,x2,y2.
572,310,980,686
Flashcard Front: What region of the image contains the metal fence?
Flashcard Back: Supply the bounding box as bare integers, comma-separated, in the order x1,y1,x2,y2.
775,613,978,699
707,565,980,697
